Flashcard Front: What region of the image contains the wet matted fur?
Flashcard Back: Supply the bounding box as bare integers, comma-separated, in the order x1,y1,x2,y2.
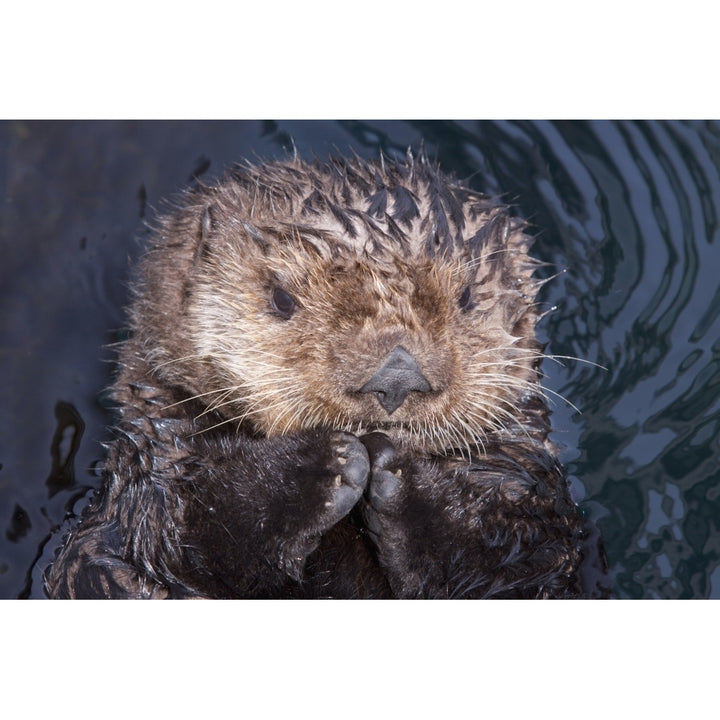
45,152,606,599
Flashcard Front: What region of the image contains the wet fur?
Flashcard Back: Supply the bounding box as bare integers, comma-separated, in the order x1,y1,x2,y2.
45,152,602,599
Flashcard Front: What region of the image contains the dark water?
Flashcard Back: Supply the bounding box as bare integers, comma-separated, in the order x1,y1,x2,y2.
1,119,719,599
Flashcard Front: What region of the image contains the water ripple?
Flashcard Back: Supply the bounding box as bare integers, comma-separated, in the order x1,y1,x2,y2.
530,120,720,598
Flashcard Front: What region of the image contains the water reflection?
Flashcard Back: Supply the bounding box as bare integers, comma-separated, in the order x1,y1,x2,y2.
524,120,720,598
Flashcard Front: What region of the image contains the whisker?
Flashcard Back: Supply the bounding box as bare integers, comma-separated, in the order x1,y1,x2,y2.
153,353,207,369
161,386,241,410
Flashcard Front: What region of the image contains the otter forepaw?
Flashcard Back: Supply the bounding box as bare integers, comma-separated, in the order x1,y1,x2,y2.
359,432,404,537
361,432,398,474
277,432,369,581
321,432,370,524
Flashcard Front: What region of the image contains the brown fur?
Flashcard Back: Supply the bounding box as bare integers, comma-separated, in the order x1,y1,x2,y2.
133,155,544,457
44,152,600,599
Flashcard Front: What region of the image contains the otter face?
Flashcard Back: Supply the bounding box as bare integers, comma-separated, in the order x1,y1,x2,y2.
187,243,541,456
163,157,546,456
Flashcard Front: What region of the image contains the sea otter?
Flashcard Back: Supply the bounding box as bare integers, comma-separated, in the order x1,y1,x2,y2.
44,151,598,599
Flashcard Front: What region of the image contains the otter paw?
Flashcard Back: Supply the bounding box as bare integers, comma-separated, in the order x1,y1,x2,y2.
280,433,370,579
361,432,398,473
321,433,370,525
359,432,404,536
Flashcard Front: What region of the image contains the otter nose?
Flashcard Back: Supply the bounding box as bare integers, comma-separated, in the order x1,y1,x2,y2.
359,346,431,415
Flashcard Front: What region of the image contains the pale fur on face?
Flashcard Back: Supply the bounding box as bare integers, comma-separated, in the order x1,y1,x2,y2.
144,155,552,457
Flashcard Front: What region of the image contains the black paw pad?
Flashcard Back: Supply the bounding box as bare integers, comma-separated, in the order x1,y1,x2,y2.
368,468,402,512
362,466,403,540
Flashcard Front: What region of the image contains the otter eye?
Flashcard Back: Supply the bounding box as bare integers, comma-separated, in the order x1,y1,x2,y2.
458,285,473,312
271,287,296,319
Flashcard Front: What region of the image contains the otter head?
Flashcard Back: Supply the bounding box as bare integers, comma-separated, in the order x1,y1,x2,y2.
150,155,547,456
